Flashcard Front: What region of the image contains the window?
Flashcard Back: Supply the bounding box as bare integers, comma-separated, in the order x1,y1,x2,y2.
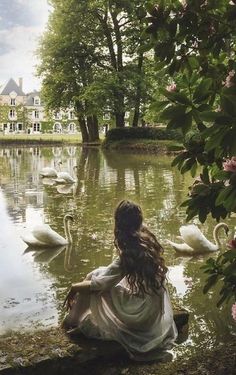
9,109,16,118
34,110,39,119
54,111,61,120
54,122,62,133
68,111,75,120
68,123,76,133
103,113,110,120
9,123,16,132
17,123,23,131
33,123,41,132
10,98,16,106
34,98,40,105
124,111,130,119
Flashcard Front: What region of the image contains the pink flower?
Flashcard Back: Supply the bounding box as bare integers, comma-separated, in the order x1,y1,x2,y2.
223,157,236,172
232,303,236,321
227,239,236,249
166,83,177,92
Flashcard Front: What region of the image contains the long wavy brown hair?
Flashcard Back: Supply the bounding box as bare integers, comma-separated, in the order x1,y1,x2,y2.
114,200,168,296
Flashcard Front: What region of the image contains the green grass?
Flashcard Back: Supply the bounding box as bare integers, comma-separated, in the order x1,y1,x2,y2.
0,133,83,143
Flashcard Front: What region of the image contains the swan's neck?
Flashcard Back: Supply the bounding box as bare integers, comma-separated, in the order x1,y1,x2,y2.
213,223,224,248
64,217,72,243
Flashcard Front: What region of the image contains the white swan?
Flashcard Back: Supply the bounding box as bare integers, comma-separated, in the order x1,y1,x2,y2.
167,223,229,254
39,161,61,178
21,214,73,248
53,165,77,184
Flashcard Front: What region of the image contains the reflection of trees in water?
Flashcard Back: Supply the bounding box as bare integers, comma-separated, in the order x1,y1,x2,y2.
1,145,234,345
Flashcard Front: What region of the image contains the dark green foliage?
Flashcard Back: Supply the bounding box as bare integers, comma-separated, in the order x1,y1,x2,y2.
145,0,236,306
105,126,183,142
201,250,236,307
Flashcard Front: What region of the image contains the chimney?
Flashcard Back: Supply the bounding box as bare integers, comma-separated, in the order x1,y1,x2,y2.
19,77,23,91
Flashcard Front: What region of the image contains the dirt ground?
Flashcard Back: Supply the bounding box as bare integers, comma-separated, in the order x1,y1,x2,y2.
77,339,236,375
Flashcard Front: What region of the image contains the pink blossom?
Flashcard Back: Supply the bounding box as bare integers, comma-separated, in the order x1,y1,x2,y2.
232,303,236,321
223,157,236,172
227,239,236,249
166,83,177,92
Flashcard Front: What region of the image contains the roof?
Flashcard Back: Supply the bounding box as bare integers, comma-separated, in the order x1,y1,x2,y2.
26,91,42,106
0,78,25,96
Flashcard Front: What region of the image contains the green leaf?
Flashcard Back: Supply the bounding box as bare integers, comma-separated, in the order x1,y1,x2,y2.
223,188,236,211
220,95,236,117
188,56,199,70
199,207,208,223
205,130,226,151
160,104,186,120
171,152,185,167
180,199,191,208
223,250,236,261
213,170,231,180
203,274,219,294
191,183,210,196
153,100,169,112
193,78,213,103
215,185,234,206
183,112,193,135
161,89,192,105
190,161,198,177
215,115,232,125
199,111,220,123
181,158,195,174
201,167,210,184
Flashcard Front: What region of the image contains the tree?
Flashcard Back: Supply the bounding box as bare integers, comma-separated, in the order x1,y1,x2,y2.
37,0,102,142
38,0,157,138
145,0,236,307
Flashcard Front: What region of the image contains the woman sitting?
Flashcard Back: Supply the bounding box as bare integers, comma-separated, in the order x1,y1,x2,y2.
62,200,177,361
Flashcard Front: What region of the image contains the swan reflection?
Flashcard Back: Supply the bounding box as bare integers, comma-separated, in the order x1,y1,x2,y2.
24,245,66,263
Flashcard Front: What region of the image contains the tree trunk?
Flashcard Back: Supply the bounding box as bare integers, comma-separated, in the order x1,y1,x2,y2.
132,53,144,127
87,115,100,142
115,112,125,127
78,114,89,143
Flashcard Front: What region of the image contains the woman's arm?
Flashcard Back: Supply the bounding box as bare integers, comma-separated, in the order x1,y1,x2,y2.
63,280,92,311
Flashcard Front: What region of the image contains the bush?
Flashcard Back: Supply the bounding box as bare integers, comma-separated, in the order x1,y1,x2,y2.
105,127,182,142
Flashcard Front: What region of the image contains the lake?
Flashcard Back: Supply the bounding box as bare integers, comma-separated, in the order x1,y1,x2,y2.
0,145,235,356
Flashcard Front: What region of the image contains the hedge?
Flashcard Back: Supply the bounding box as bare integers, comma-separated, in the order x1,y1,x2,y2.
105,127,183,142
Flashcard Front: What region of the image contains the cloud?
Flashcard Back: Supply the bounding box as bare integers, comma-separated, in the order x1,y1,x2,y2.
0,0,50,92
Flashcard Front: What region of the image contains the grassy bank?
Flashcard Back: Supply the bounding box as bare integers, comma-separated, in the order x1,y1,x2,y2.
0,133,100,146
0,134,183,153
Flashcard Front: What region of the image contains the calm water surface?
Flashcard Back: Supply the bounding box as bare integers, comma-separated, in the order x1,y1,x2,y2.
0,145,235,355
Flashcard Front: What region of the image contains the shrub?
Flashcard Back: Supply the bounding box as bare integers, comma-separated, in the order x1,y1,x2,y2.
105,127,182,142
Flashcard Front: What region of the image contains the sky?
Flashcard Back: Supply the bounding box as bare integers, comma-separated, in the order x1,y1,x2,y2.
0,0,50,93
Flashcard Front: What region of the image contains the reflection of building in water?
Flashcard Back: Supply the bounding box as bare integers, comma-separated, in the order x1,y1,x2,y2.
52,147,62,157
0,147,50,224
66,146,77,157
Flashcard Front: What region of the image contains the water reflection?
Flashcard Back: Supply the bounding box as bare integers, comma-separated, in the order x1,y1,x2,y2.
0,146,235,353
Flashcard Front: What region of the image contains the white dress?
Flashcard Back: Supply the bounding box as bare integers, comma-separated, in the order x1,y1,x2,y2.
64,258,178,361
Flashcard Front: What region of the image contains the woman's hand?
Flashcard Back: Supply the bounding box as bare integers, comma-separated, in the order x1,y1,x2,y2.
63,285,77,311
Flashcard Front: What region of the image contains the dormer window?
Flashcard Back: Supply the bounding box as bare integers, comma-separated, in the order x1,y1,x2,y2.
10,98,16,106
34,97,40,105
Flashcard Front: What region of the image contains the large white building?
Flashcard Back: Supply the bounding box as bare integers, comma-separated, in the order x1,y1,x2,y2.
0,78,78,134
